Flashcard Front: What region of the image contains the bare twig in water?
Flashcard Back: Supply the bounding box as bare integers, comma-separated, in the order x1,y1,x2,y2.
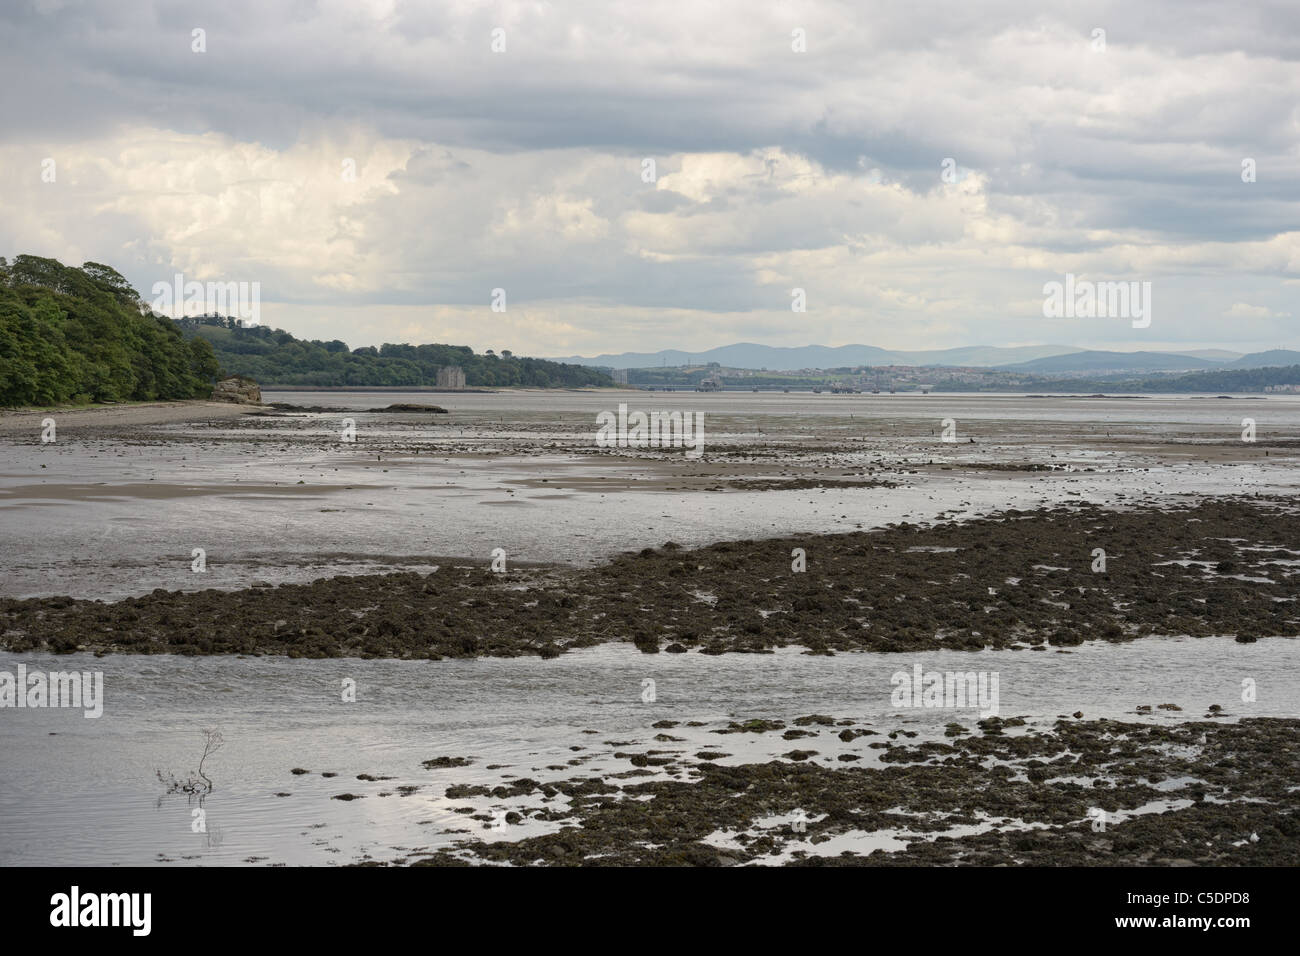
197,727,224,792
156,727,226,797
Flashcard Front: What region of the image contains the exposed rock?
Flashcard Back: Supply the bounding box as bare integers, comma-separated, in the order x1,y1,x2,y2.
5,498,1298,660
211,376,261,404
380,403,448,413
423,756,474,769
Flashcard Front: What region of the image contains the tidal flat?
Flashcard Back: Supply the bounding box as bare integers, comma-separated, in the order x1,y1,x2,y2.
3,497,1299,658
1,390,1298,865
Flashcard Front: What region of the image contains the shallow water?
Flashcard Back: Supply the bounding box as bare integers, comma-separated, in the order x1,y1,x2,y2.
2,391,1298,600
264,388,1300,425
1,636,1293,866
3,391,1298,866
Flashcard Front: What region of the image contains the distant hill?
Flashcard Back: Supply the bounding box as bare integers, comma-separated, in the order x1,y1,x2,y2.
1004,348,1300,375
891,345,1084,367
1226,350,1300,368
1174,349,1243,361
1126,364,1300,393
548,342,1079,370
1002,350,1220,373
546,341,1292,373
546,343,895,369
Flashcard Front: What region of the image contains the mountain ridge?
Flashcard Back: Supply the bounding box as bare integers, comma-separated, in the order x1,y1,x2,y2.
547,343,1082,370
544,342,1289,372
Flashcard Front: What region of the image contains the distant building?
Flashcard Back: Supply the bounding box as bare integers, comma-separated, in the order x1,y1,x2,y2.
611,369,628,384
436,365,466,389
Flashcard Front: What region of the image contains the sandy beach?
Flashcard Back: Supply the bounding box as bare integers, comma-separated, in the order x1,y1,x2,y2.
0,400,261,433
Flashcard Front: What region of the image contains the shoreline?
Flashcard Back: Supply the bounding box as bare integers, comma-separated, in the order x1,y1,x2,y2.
0,399,262,432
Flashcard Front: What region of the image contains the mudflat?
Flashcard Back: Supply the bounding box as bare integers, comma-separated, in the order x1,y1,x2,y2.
3,496,1296,657
0,400,261,433
2,390,1298,867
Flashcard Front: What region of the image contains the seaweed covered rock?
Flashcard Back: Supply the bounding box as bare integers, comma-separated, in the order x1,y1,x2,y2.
211,375,261,404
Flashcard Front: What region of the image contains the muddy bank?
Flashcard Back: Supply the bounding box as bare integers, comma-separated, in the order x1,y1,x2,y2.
0,400,259,433
397,717,1299,866
2,497,1297,657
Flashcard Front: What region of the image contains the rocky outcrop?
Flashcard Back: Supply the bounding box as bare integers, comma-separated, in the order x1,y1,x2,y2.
210,376,262,404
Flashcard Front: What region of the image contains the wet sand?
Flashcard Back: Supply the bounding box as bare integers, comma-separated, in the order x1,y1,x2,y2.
2,391,1298,867
0,400,260,433
408,716,1300,866
3,391,1299,600
3,497,1298,657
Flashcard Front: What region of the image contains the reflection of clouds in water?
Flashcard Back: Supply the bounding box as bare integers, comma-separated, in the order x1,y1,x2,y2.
2,638,1296,865
5,393,1300,602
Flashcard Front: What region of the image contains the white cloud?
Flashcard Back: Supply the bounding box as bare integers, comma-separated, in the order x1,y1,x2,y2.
1223,302,1291,320
1,1,1298,355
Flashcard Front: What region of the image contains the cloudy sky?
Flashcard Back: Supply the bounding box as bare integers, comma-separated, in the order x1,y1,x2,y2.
2,0,1297,357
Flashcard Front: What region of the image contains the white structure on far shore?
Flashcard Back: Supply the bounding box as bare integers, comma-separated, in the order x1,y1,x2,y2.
436,366,466,388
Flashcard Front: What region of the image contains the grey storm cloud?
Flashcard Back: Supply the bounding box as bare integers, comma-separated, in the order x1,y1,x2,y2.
1,0,1297,353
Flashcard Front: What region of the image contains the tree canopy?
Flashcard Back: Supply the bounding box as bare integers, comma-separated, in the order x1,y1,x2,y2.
176,315,612,388
0,253,611,406
0,255,219,406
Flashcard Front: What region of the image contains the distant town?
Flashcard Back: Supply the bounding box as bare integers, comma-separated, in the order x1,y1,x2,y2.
604,360,1300,394
609,363,947,392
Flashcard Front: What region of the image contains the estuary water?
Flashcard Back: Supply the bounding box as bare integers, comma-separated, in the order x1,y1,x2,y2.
2,391,1298,866
1,636,1293,866
2,391,1297,600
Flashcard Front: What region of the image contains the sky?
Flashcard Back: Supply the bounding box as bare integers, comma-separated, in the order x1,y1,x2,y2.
2,0,1297,358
